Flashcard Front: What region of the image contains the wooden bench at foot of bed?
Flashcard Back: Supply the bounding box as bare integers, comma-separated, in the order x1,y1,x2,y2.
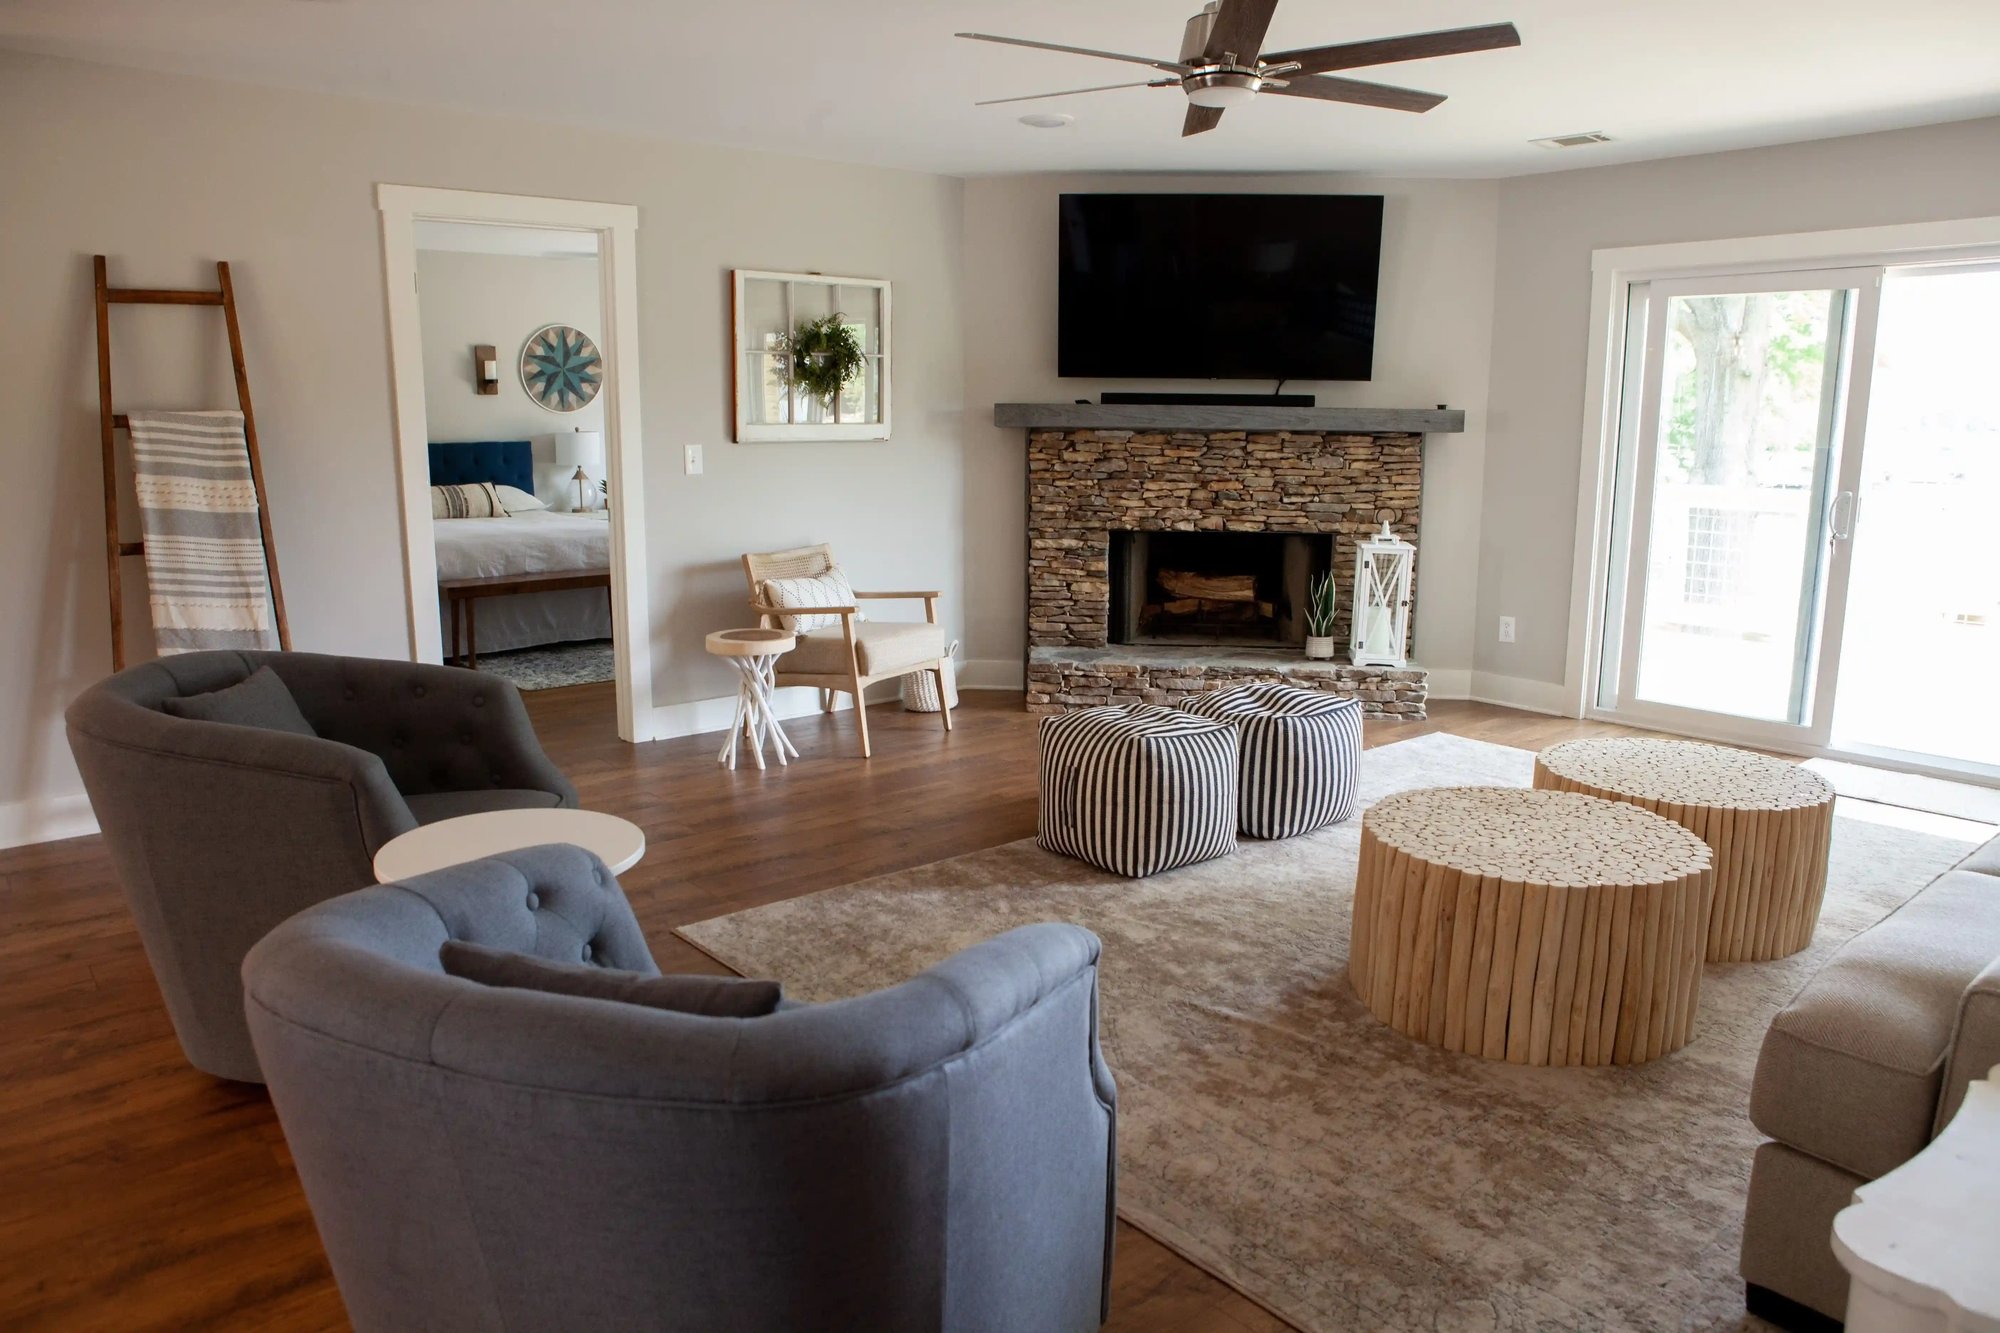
441,568,611,669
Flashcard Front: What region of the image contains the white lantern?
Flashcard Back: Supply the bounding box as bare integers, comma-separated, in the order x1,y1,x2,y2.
1350,521,1415,667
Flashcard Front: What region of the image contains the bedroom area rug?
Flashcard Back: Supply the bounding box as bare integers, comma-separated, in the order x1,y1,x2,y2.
472,639,614,690
676,732,1980,1333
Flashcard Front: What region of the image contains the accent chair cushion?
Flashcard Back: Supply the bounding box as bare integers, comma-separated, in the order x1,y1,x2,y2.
782,621,945,678
1178,682,1363,838
1037,703,1239,878
404,788,566,824
1750,864,2000,1179
761,566,861,633
439,939,784,1017
159,665,317,737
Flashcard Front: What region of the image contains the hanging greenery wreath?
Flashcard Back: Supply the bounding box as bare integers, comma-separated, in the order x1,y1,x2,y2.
779,314,867,406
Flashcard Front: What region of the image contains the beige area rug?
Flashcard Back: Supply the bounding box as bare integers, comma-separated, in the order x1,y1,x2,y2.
677,733,1978,1333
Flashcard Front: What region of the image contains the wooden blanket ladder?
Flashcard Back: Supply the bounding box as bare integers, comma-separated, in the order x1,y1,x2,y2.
92,255,290,670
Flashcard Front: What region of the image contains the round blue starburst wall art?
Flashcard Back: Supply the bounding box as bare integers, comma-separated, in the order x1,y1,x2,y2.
520,324,603,413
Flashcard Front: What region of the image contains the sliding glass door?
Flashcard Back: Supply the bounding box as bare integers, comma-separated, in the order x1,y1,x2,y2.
1594,268,1878,746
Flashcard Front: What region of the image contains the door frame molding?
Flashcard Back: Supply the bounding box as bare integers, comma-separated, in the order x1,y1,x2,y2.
1564,214,2000,728
376,183,658,743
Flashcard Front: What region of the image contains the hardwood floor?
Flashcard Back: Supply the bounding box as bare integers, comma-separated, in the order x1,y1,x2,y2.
0,687,1661,1331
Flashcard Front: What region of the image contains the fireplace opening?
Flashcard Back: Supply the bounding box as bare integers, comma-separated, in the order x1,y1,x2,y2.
1108,530,1332,647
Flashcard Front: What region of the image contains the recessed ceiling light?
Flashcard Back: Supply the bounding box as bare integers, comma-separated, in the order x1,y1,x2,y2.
1529,131,1614,150
1019,112,1074,130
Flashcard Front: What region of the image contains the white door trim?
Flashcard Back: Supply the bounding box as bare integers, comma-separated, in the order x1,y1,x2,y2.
376,184,657,744
1563,214,2000,721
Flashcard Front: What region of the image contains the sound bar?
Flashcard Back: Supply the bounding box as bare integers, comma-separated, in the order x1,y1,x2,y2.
1101,391,1317,408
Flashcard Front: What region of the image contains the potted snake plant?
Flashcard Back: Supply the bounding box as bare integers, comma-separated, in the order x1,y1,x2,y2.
1304,569,1338,660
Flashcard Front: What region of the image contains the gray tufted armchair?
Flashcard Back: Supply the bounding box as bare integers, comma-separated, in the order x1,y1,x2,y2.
66,649,576,1083
244,846,1118,1333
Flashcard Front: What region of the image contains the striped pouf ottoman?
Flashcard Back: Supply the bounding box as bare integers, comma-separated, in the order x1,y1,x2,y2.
1037,704,1239,878
1179,683,1362,838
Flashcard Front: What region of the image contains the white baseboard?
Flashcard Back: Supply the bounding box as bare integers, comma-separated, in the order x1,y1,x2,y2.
1467,671,1576,717
643,682,867,742
0,791,99,850
958,657,1024,691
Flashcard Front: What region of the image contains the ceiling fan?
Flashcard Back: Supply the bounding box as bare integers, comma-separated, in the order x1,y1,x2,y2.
957,0,1520,136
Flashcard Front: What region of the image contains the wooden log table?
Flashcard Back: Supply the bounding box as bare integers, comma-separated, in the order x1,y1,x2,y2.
1351,786,1714,1067
1533,738,1835,963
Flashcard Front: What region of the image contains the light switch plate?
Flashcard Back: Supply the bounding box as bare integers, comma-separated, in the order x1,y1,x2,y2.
684,444,703,476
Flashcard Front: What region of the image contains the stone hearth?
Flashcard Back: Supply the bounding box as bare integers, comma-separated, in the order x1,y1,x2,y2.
1015,418,1437,720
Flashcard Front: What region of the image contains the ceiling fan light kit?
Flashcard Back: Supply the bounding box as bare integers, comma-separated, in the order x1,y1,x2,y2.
958,1,1519,136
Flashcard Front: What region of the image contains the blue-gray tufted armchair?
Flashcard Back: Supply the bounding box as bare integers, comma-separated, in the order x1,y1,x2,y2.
243,846,1118,1332
66,649,576,1082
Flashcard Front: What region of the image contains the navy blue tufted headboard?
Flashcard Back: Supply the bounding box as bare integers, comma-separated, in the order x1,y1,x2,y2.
428,440,534,496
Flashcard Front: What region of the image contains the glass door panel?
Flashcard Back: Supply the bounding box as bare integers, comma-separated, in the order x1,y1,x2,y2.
1831,267,2000,772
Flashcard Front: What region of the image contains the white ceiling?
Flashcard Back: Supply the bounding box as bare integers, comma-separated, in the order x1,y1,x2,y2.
6,0,1998,178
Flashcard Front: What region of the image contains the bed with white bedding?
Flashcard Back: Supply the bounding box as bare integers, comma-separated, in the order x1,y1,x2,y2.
428,440,612,656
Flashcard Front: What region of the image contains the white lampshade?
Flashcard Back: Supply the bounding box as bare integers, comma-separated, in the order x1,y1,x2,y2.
551,430,603,468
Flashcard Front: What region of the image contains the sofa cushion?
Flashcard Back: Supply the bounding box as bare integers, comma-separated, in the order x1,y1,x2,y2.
783,622,945,678
439,940,783,1017
160,665,317,737
1751,864,2000,1179
404,788,564,824
1954,837,2000,879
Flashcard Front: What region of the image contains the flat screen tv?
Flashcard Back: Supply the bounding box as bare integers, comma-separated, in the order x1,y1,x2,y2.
1057,193,1383,382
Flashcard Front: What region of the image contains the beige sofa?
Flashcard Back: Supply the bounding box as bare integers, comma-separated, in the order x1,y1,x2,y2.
1742,833,2000,1329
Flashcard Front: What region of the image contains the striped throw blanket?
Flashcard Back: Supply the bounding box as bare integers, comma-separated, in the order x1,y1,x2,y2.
127,409,280,655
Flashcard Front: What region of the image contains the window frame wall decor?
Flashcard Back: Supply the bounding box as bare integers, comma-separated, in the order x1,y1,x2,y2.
731,269,891,443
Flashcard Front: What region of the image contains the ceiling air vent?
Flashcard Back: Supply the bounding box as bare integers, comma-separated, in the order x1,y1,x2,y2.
1530,131,1614,150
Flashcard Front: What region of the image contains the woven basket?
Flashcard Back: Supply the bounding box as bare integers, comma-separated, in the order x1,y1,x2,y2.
901,641,960,712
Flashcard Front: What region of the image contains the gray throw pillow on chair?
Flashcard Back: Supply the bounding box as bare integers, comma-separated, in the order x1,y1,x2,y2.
160,665,317,736
439,940,784,1017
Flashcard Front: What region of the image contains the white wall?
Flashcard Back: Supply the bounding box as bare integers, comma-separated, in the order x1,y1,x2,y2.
1476,115,2000,701
0,48,965,844
415,249,604,501
960,173,1500,691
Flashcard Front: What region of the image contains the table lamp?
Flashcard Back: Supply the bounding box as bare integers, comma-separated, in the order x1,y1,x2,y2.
551,429,604,512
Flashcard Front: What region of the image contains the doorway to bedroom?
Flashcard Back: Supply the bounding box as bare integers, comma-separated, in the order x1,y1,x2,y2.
378,185,653,744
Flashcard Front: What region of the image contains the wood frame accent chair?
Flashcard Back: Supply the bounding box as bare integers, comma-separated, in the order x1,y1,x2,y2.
742,544,951,758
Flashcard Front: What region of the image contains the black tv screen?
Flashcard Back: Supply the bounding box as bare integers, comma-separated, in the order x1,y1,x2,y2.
1058,193,1383,382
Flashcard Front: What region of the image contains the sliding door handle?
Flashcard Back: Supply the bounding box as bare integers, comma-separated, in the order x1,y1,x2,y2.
1829,490,1858,541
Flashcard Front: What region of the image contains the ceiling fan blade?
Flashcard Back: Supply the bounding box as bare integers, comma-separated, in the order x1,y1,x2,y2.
1263,23,1521,76
976,80,1172,107
956,32,1186,75
1202,0,1280,64
1183,104,1225,137
1263,74,1446,113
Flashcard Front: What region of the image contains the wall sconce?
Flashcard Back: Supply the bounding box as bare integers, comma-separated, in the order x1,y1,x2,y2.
473,344,499,395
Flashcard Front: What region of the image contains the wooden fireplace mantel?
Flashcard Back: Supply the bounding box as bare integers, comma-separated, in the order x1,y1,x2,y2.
993,403,1465,434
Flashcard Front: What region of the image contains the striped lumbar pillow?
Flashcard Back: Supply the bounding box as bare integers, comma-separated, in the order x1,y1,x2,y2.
1179,682,1362,838
1037,703,1239,878
761,566,862,633
430,482,506,519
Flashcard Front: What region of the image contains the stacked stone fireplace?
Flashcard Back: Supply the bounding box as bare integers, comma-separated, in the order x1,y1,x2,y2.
1021,425,1430,719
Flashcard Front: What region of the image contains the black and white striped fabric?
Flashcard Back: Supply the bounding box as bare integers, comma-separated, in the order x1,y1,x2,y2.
1037,704,1238,878
1179,683,1362,839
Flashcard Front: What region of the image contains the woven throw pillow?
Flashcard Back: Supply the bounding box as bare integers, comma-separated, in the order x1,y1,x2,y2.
161,665,318,737
761,566,865,633
430,481,506,519
440,940,784,1018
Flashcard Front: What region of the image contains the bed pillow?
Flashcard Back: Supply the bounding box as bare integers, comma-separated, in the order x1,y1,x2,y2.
761,566,865,633
439,940,784,1017
493,484,547,515
161,666,318,737
430,482,506,519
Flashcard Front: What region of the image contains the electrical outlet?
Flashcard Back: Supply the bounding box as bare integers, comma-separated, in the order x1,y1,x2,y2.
1498,616,1516,644
684,444,703,476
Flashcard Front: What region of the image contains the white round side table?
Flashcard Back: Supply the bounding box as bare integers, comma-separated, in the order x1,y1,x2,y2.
706,627,799,771
371,807,646,883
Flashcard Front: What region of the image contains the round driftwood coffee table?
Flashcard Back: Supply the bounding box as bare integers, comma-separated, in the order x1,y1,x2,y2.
1351,787,1714,1067
1533,739,1835,963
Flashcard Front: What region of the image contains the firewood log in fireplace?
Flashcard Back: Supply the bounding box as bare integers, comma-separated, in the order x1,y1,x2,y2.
1157,570,1258,603
1152,597,1277,620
